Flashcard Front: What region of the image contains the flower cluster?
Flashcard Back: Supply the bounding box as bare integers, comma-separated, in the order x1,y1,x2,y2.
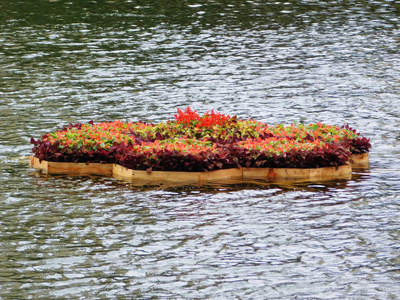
174,107,232,128
46,120,137,152
238,137,324,154
196,110,232,128
31,107,371,170
174,107,201,125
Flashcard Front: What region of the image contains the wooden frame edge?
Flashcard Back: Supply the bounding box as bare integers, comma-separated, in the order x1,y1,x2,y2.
350,153,369,168
30,156,355,183
29,156,113,175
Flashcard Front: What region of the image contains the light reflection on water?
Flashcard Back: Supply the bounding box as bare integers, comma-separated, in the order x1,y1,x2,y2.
1,0,400,299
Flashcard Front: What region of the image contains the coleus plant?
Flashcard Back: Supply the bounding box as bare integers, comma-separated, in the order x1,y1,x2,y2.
30,107,371,170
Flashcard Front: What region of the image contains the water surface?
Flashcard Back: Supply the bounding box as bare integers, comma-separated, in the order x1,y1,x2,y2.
1,1,400,299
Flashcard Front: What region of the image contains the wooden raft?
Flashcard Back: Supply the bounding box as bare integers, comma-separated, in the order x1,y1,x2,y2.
29,154,369,183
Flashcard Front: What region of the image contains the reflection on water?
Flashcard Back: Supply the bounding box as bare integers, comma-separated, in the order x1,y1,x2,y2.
1,0,400,298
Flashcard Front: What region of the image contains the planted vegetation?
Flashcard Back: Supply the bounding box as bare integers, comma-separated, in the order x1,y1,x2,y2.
31,108,371,171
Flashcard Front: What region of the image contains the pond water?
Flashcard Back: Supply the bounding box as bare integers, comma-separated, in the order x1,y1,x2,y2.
1,0,400,298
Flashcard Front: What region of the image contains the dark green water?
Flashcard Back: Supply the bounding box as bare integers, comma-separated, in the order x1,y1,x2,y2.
1,1,400,299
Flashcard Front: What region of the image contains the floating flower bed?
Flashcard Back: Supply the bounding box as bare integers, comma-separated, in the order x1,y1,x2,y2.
30,107,371,183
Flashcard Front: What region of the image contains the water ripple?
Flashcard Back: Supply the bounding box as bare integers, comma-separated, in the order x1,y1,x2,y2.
1,0,400,298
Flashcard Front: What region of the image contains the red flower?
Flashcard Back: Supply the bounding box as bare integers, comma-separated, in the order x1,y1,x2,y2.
174,107,201,125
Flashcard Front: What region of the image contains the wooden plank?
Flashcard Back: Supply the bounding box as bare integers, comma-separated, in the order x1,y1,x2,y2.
113,164,242,182
29,156,113,175
29,156,49,172
350,153,369,168
115,164,351,183
198,168,243,181
243,165,352,181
